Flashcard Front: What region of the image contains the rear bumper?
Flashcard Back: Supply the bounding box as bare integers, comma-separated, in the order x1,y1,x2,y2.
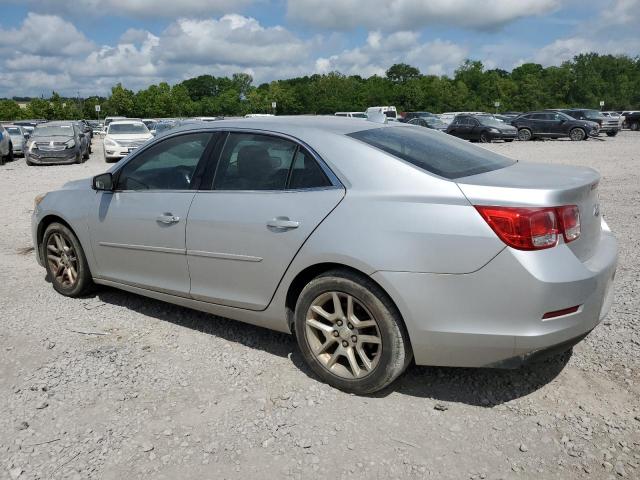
372,227,617,368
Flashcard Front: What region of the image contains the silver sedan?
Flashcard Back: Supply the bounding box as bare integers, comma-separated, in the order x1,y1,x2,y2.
32,117,618,393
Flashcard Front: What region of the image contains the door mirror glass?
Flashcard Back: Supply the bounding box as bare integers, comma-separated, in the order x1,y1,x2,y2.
92,173,114,191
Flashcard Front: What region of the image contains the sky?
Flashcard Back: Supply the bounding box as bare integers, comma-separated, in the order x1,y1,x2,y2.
0,0,638,98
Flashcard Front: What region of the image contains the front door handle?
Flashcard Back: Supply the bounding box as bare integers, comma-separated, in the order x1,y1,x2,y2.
157,214,180,224
267,217,300,230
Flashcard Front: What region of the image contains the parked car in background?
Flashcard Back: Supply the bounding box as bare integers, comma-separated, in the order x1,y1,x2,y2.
32,116,617,393
403,111,436,122
407,116,447,131
511,111,599,141
366,106,398,119
73,121,91,157
438,112,488,125
4,125,28,157
0,124,14,165
153,120,179,136
622,111,640,131
446,114,517,142
104,116,127,129
553,109,619,137
25,121,86,166
334,112,367,118
103,120,153,163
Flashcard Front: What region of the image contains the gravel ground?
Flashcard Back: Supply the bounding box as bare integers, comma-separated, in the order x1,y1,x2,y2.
0,132,639,480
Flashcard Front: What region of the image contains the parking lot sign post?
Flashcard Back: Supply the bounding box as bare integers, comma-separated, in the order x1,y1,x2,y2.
494,101,501,114
272,101,277,115
599,100,605,110
95,104,101,122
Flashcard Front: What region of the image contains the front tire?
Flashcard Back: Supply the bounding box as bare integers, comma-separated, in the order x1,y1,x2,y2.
42,223,93,297
294,270,412,394
570,128,586,141
606,131,618,137
518,128,532,141
479,132,491,143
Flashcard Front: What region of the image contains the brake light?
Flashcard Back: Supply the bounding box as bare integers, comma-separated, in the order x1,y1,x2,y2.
558,205,580,242
475,205,580,251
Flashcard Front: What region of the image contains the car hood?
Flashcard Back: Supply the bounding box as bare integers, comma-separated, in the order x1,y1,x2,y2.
106,133,152,141
61,177,93,190
30,135,74,143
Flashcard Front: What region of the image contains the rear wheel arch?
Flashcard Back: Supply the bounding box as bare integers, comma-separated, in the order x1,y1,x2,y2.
285,263,410,345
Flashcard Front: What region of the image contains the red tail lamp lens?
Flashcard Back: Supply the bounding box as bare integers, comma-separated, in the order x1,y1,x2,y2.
475,205,578,251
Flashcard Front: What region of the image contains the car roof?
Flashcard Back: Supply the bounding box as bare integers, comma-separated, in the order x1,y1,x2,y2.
163,116,390,138
110,120,146,125
37,121,75,126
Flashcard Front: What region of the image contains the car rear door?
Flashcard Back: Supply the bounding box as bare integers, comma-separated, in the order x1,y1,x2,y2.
89,131,216,295
186,131,345,310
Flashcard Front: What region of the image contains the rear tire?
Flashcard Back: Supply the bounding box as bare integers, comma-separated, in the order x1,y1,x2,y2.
606,131,618,137
294,270,412,394
7,144,13,162
42,223,93,297
570,128,586,141
518,128,532,141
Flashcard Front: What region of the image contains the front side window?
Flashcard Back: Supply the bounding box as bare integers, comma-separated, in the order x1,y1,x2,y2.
116,133,212,191
348,126,515,179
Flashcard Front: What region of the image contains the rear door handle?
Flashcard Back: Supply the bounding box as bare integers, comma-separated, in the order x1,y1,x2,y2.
157,214,180,224
267,217,300,230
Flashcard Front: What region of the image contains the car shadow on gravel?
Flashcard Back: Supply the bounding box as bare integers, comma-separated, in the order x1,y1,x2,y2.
92,286,570,406
93,287,299,361
384,354,571,406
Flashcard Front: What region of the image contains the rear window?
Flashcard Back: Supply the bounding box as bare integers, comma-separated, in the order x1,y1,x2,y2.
348,126,515,179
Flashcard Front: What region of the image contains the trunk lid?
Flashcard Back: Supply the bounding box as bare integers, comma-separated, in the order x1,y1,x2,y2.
456,162,602,261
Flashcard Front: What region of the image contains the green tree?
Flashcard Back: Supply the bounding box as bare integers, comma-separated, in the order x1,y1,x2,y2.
386,63,421,83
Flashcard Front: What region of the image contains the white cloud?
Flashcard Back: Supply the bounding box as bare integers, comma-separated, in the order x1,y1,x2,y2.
316,31,468,77
287,0,563,31
15,0,254,18
156,15,310,67
0,13,94,57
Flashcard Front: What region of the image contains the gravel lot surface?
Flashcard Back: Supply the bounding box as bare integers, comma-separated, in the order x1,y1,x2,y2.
0,132,639,480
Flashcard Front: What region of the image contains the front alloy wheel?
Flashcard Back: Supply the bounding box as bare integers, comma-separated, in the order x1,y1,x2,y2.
570,128,586,141
43,222,93,297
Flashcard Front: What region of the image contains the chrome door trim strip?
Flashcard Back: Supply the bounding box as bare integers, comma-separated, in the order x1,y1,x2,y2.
186,250,263,262
98,241,185,255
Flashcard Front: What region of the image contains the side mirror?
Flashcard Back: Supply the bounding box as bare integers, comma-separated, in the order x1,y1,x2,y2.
92,172,114,191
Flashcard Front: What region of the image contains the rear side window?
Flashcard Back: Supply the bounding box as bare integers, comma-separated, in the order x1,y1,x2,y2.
213,133,332,190
348,126,515,179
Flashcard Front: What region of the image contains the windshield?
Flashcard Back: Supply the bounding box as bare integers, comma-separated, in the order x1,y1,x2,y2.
33,125,74,137
426,119,446,128
6,127,21,135
583,110,604,119
108,123,149,135
478,117,508,128
348,126,515,179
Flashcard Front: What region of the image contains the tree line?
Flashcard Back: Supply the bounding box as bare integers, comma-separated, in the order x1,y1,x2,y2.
1,53,639,121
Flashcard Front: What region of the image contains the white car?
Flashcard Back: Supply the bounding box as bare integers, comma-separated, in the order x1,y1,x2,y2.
335,112,367,118
103,121,153,163
365,106,397,120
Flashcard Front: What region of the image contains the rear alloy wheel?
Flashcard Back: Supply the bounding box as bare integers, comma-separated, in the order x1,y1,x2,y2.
479,132,491,143
570,128,586,141
518,128,532,141
295,270,412,394
43,223,93,297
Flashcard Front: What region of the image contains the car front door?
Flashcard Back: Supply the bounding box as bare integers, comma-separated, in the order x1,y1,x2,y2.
548,113,568,136
186,131,345,310
89,131,216,295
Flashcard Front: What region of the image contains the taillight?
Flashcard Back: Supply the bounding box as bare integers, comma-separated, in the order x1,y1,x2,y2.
558,205,580,242
475,205,580,251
